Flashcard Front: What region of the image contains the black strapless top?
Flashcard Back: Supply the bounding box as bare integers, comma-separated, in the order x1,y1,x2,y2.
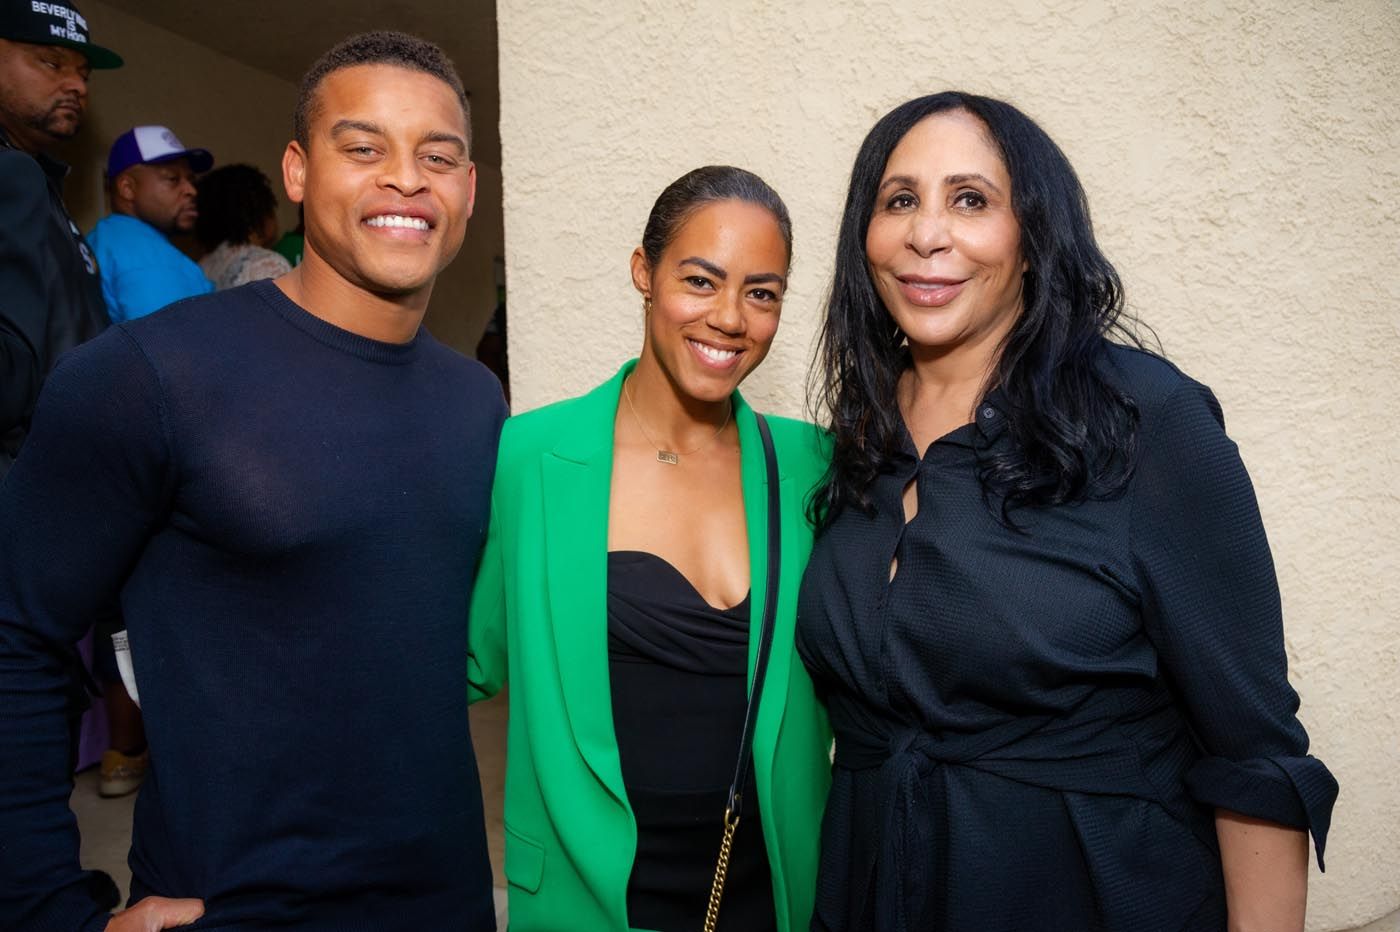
607,550,775,932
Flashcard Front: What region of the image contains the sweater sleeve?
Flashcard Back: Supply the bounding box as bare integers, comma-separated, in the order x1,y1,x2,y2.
1130,379,1338,868
0,327,175,930
0,153,51,432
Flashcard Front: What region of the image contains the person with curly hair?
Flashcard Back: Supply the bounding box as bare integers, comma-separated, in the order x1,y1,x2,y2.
196,162,292,290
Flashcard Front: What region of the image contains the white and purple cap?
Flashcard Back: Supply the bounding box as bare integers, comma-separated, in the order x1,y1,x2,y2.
106,125,213,178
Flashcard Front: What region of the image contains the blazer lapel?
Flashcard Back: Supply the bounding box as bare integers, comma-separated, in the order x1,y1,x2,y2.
542,365,631,804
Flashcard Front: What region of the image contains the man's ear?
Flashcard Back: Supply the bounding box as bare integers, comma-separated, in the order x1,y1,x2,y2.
112,170,135,204
463,161,478,221
282,141,307,205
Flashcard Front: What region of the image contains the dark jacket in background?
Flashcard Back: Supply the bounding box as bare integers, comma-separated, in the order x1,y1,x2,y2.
0,126,108,476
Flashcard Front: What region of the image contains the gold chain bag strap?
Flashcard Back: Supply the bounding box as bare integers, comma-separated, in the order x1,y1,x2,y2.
703,413,781,932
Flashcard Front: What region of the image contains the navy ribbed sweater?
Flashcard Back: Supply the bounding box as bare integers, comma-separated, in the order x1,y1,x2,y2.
0,280,505,931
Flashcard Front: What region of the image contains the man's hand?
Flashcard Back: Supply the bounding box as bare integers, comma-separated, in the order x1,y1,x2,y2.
105,896,206,931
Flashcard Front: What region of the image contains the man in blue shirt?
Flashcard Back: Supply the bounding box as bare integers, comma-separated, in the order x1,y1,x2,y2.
87,125,214,322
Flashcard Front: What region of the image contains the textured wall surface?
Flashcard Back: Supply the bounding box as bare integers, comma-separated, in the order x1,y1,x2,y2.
498,1,1400,928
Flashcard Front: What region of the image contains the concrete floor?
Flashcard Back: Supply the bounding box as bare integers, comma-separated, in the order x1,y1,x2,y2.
72,691,510,925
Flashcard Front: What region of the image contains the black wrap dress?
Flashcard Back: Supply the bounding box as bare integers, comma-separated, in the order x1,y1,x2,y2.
795,344,1337,932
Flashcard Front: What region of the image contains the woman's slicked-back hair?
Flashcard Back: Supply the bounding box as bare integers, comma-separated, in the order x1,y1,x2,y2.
810,91,1146,528
195,163,279,250
641,165,793,268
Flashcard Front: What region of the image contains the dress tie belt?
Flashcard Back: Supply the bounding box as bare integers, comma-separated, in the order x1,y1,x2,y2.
831,710,1161,932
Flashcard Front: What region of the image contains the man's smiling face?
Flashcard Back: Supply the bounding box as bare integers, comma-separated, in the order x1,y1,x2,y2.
287,63,476,301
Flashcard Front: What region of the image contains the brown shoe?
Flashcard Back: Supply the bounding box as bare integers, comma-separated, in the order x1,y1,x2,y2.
98,748,148,798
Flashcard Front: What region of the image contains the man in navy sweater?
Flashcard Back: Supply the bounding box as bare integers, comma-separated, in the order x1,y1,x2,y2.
0,31,505,932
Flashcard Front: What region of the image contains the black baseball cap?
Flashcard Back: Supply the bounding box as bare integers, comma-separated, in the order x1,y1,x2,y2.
0,0,123,69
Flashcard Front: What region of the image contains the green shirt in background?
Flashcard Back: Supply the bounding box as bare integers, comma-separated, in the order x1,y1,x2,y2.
272,232,303,267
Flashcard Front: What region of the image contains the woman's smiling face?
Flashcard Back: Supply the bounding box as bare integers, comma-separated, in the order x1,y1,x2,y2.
865,109,1026,362
632,198,789,404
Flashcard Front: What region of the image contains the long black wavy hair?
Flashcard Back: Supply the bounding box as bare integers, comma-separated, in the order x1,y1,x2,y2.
809,92,1146,528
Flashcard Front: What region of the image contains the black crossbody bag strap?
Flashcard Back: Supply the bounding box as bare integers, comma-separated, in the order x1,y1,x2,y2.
703,413,780,932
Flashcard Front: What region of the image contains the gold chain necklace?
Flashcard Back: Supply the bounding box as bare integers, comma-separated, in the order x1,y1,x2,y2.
624,378,732,465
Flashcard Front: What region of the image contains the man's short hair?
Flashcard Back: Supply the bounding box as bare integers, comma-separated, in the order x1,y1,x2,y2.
293,31,471,152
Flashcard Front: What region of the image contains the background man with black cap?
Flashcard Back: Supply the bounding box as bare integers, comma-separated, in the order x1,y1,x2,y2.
88,125,215,323
0,0,122,476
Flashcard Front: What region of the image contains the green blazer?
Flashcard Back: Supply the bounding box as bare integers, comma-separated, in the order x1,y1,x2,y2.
468,361,833,932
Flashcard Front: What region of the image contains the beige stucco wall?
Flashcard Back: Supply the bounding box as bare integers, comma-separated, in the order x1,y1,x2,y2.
498,1,1400,929
54,2,501,357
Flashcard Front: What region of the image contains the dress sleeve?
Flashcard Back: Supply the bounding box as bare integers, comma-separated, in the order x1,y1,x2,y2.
0,328,174,929
0,154,51,432
1129,379,1338,868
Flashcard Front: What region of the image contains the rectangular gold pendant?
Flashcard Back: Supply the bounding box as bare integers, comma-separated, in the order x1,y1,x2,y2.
656,450,679,465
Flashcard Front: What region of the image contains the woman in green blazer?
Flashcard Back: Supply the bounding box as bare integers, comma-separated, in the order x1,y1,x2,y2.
468,167,832,932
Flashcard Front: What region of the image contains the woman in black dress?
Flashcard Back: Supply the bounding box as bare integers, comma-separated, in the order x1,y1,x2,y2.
796,92,1338,931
